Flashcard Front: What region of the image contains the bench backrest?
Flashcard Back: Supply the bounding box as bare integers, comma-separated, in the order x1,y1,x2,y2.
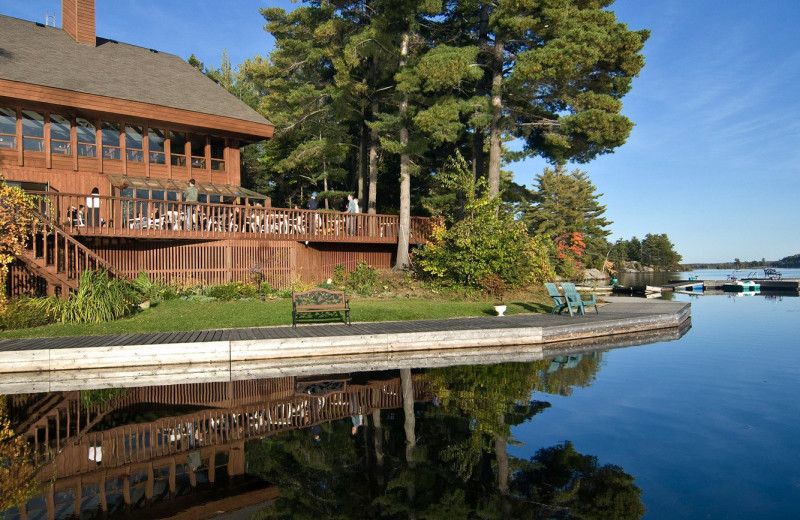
293,288,347,307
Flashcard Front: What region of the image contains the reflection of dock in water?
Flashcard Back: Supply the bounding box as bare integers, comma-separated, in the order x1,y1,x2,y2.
6,374,428,520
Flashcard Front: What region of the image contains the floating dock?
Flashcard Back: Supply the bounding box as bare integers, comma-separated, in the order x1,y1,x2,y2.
664,279,800,292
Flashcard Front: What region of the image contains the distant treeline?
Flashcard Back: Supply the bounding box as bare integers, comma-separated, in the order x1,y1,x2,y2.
683,253,800,270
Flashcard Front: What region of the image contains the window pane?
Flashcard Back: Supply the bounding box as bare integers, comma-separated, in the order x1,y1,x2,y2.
50,114,71,141
76,119,96,144
166,191,178,201
0,107,15,150
50,114,72,155
0,107,16,134
210,137,225,159
76,118,96,157
102,122,120,146
22,110,44,138
170,131,186,166
152,190,165,200
148,128,165,152
169,131,186,152
126,126,143,149
102,122,120,159
125,125,143,162
189,133,206,157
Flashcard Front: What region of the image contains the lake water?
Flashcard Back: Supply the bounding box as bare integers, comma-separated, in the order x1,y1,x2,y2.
2,269,799,519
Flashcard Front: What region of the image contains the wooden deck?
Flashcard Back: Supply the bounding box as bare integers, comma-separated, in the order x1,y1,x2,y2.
35,191,439,245
0,297,691,393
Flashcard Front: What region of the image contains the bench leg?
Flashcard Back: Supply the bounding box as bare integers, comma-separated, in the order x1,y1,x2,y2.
292,310,296,327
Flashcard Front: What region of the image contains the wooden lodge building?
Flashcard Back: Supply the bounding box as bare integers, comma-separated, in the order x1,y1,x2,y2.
1,0,434,297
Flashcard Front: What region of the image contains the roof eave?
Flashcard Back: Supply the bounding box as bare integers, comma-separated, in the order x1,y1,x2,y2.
0,78,274,141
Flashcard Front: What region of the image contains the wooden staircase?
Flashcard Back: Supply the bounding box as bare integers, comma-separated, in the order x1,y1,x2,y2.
17,208,121,297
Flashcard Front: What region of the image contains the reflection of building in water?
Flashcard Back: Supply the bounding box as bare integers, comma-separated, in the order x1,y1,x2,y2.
4,374,428,519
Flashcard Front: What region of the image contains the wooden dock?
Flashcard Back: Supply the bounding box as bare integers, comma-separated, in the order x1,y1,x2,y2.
664,279,800,292
0,297,690,393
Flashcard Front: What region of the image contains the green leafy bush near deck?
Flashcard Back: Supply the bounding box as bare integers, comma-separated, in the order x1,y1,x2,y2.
33,270,139,324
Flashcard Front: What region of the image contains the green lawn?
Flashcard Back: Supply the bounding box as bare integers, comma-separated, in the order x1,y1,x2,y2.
0,297,552,340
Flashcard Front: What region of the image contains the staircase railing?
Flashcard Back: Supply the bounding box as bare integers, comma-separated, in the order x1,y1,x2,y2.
18,207,122,297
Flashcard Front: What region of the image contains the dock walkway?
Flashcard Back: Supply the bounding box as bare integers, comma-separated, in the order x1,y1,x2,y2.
0,298,690,382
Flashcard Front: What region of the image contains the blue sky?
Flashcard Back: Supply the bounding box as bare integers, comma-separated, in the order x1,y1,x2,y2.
3,0,798,262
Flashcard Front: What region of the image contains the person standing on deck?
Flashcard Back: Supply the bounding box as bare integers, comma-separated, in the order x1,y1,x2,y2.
86,187,100,227
306,192,318,234
183,178,199,230
346,193,357,235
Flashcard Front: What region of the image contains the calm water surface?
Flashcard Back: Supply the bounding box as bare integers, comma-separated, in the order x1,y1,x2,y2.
3,270,799,519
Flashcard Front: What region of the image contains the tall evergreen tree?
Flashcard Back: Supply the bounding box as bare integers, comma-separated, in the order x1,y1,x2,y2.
524,165,611,267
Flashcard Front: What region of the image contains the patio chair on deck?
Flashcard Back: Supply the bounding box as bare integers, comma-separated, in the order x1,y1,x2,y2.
545,282,571,316
561,282,599,315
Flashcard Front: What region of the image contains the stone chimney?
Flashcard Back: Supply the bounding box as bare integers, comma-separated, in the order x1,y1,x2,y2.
62,0,96,46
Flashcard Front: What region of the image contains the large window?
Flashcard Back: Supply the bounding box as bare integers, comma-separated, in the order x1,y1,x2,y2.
125,125,144,162
22,110,44,152
210,136,225,171
189,133,206,169
170,131,186,167
148,128,166,164
102,122,121,160
0,107,15,150
50,114,72,155
76,118,96,157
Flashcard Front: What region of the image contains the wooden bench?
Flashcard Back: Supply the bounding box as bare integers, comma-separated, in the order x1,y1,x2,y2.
292,288,351,327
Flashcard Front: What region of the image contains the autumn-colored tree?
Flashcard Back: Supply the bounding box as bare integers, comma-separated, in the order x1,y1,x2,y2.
0,177,38,311
0,396,40,511
553,231,586,279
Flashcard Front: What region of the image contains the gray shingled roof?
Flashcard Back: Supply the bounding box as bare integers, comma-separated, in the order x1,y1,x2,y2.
0,15,272,129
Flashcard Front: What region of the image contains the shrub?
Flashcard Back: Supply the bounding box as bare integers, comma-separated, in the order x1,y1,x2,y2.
347,261,378,296
416,205,553,289
207,282,242,301
332,264,347,287
0,298,53,330
479,274,505,303
33,270,138,324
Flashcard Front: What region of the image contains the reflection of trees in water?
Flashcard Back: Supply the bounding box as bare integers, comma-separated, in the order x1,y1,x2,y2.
534,353,602,397
247,359,644,519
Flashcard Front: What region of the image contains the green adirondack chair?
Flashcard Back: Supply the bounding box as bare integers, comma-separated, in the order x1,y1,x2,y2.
544,282,571,316
561,282,599,315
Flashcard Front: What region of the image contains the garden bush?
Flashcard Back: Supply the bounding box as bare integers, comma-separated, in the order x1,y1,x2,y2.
33,270,139,324
0,298,53,330
346,261,378,296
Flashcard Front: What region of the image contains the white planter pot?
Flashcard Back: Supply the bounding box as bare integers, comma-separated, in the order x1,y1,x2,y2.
494,305,507,317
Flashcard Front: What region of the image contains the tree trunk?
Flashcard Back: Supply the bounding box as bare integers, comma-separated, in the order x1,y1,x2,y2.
472,4,490,183
395,32,411,270
401,368,416,506
368,101,379,215
372,409,384,487
495,415,512,518
488,36,504,199
358,121,366,201
323,175,329,210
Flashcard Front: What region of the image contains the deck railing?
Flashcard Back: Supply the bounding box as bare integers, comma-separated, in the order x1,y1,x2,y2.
31,192,440,245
